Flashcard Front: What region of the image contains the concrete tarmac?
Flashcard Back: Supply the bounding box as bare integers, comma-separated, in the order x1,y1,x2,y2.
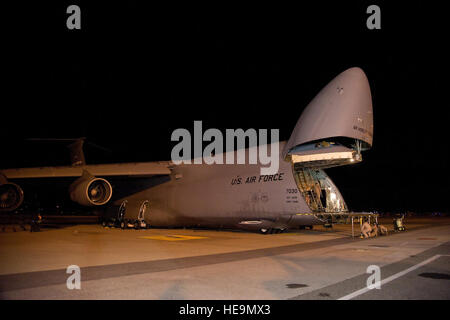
0,218,449,299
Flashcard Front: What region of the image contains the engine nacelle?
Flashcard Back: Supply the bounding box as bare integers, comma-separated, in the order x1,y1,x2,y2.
69,175,112,207
0,182,24,212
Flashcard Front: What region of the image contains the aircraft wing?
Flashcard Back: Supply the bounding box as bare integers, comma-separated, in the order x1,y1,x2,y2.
0,161,173,211
1,161,173,179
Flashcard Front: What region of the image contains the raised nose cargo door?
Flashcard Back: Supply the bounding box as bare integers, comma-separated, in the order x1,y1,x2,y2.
284,67,373,213
283,67,373,169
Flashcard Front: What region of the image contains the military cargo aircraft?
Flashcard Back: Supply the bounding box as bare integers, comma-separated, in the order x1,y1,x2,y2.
0,67,373,233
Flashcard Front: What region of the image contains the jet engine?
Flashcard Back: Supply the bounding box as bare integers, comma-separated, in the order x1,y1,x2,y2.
0,181,24,212
69,174,112,207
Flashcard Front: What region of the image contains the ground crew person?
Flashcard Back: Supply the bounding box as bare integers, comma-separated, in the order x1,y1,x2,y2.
30,214,42,232
379,224,388,235
314,182,321,204
305,194,311,207
361,219,372,238
371,223,379,237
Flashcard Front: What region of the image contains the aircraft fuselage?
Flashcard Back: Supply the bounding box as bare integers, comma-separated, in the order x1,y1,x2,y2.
115,142,336,231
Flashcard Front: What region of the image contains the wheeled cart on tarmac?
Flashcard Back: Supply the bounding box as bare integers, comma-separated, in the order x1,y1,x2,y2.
393,214,406,231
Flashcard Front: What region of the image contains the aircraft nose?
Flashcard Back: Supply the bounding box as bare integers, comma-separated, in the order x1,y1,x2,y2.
282,67,373,159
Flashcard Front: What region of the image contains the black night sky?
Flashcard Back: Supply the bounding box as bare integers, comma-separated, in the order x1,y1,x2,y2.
2,2,448,213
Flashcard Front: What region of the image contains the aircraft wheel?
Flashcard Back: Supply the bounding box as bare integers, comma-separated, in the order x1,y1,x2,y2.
120,221,126,229
134,221,140,230
102,220,107,228
260,228,269,234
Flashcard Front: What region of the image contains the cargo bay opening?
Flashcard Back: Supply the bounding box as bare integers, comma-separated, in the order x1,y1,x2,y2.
288,138,369,216
292,166,348,214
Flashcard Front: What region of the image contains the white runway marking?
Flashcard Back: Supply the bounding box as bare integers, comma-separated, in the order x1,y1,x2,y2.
338,254,450,300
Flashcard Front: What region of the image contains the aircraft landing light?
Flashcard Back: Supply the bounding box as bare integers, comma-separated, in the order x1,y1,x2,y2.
139,235,208,241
